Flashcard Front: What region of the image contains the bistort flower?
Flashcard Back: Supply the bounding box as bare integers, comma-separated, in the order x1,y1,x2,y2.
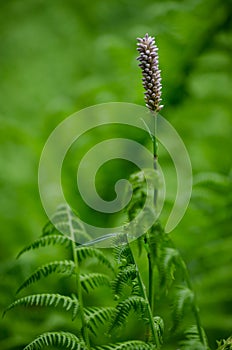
137,33,163,112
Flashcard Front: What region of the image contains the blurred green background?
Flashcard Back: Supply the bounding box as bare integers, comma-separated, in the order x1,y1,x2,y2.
0,0,231,349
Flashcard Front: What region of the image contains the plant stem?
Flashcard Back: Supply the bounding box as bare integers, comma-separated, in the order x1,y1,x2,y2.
144,234,154,314
71,241,90,349
128,238,160,348
147,112,158,314
67,208,90,347
180,258,207,347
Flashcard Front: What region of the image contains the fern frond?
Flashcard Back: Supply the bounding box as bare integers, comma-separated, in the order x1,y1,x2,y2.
193,172,229,189
23,331,86,350
51,204,91,243
3,293,79,320
112,264,137,296
94,340,156,349
171,286,194,331
42,220,57,236
153,316,164,343
85,307,115,336
17,260,75,293
76,246,114,271
179,325,209,350
217,336,232,350
159,247,179,290
17,235,72,259
80,273,111,293
113,243,134,266
109,296,147,331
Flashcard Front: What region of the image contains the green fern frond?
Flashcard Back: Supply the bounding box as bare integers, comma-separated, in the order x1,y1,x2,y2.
217,336,232,350
112,264,137,296
94,340,156,350
153,316,164,343
109,296,147,331
51,204,91,243
85,307,115,336
23,331,86,350
80,273,111,293
179,325,209,350
3,293,79,320
17,235,72,259
17,260,75,293
148,221,167,258
42,220,57,236
171,286,194,331
159,247,179,290
113,243,134,266
76,246,114,271
193,172,229,189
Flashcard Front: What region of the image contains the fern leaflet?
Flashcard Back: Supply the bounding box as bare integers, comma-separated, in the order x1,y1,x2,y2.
112,264,137,296
85,307,115,336
76,246,114,271
17,235,72,258
109,296,147,331
51,204,92,243
179,325,209,350
94,340,156,349
23,331,86,350
172,286,194,331
3,293,79,320
17,260,75,293
80,273,111,293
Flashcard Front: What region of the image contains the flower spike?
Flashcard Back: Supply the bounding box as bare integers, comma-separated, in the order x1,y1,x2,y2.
137,33,163,113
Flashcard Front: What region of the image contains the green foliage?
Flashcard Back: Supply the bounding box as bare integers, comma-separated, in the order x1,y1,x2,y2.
179,326,209,350
171,287,194,332
76,246,114,271
17,234,72,258
109,296,148,331
49,205,92,243
80,273,111,293
4,204,116,349
16,260,75,293
85,307,115,336
3,293,79,321
94,341,156,349
23,332,86,350
216,336,232,350
1,2,232,346
111,264,137,296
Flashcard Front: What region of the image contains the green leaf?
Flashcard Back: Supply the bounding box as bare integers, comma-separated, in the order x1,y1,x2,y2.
179,325,210,350
23,331,86,350
159,247,180,290
112,264,137,296
76,246,114,271
17,260,75,293
216,336,232,350
51,204,91,243
94,341,156,349
85,307,115,336
17,235,72,259
109,296,147,331
3,293,79,320
80,273,111,293
171,286,194,331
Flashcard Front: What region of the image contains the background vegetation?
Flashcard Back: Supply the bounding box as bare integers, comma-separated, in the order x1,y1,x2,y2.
0,0,231,349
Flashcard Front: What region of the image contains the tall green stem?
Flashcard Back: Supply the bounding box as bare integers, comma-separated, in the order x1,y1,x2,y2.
71,241,90,349
180,258,207,347
127,239,160,348
67,208,90,347
147,112,158,314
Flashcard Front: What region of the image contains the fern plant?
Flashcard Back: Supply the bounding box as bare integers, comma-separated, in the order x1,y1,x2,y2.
3,205,117,349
